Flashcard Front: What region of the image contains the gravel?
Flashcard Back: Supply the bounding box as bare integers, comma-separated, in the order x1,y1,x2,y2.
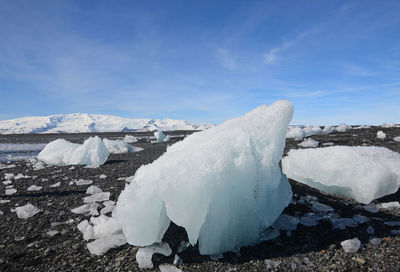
0,127,400,271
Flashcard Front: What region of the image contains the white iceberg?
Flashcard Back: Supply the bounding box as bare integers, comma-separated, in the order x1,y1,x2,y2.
322,126,334,135
286,127,304,139
282,146,400,204
377,131,386,140
38,136,109,167
154,130,170,143
103,139,143,154
335,123,351,132
123,135,138,143
113,101,294,255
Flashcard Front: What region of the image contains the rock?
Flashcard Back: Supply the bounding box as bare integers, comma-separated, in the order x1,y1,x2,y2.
341,238,361,253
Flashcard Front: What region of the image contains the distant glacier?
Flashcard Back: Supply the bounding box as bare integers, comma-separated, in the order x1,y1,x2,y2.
0,113,214,134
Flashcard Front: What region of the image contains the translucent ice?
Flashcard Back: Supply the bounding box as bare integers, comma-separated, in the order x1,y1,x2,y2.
71,203,99,215
103,139,143,154
86,185,103,194
335,123,351,132
159,264,182,272
15,203,40,219
394,136,400,142
282,146,400,204
38,136,109,167
113,101,294,255
340,237,361,253
77,220,94,241
379,201,400,210
83,192,110,203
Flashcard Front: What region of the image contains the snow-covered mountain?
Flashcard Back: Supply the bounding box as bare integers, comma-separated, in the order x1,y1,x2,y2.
0,113,214,134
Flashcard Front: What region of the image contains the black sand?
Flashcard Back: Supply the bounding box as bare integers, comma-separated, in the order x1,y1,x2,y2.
1,127,400,271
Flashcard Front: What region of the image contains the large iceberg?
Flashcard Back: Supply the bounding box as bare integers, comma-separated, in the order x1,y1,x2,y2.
113,100,293,255
282,146,400,204
38,136,109,167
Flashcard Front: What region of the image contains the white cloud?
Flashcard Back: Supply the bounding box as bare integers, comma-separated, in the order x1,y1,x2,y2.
263,48,280,64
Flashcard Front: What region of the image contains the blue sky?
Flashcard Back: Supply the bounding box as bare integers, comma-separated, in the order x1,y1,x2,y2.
0,0,399,125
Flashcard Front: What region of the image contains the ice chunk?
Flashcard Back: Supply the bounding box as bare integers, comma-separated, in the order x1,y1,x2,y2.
265,259,282,270
273,214,299,231
113,101,293,255
136,242,172,269
50,182,61,188
286,127,304,139
99,174,107,179
377,131,386,140
103,139,143,154
83,192,110,203
14,173,30,180
38,136,109,167
159,264,182,272
0,199,11,204
340,237,361,253
394,136,400,142
153,130,170,143
303,126,322,137
5,188,17,195
367,226,374,234
369,237,381,246
299,213,321,227
335,123,351,132
123,135,138,143
87,233,126,255
312,202,334,213
363,205,379,213
100,200,115,215
322,142,334,146
77,220,94,241
74,179,93,186
177,240,191,253
322,126,334,135
46,230,59,237
33,161,45,170
3,180,12,185
86,185,103,195
71,203,99,215
379,201,400,210
15,203,40,219
27,185,42,191
282,146,400,204
298,138,319,148
4,173,14,180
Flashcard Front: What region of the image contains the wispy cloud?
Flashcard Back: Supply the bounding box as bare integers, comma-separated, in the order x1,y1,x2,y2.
262,28,320,65
215,48,237,70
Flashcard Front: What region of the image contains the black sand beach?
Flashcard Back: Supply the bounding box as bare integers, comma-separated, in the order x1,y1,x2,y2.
1,127,400,271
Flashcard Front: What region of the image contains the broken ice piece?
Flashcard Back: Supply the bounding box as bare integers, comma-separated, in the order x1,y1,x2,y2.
27,185,42,191
379,202,400,210
86,185,103,195
86,233,126,255
83,192,110,203
5,188,17,195
136,242,172,269
46,230,59,237
159,264,182,272
312,202,334,213
50,182,61,188
74,179,93,186
340,237,361,253
77,220,94,241
15,203,40,219
71,203,99,215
